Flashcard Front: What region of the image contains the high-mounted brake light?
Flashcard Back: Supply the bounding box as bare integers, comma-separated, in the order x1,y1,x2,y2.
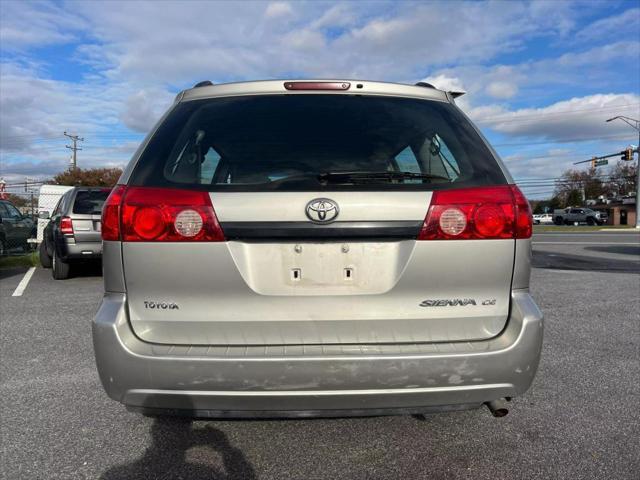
284,81,350,91
418,185,532,240
60,216,74,235
101,186,225,242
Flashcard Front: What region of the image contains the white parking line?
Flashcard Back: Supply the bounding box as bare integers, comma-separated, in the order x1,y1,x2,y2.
11,267,36,297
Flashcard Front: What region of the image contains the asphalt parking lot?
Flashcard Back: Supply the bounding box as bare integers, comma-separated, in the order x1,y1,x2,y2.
1,231,639,480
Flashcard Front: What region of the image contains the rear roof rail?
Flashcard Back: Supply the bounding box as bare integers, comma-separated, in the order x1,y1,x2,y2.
193,80,214,88
415,82,436,89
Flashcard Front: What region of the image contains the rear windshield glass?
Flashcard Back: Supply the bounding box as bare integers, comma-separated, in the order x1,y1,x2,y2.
72,190,110,214
130,95,506,191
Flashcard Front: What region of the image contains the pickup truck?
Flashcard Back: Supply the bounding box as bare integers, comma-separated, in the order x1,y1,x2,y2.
553,207,607,226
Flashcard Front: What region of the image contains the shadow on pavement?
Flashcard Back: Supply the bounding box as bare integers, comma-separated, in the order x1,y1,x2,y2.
532,250,639,273
69,260,103,279
100,417,256,480
584,245,640,256
0,266,27,281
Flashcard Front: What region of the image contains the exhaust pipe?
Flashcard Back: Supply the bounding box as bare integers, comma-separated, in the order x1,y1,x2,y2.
485,398,509,417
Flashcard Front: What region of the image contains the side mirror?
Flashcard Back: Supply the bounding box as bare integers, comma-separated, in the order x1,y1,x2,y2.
39,211,50,220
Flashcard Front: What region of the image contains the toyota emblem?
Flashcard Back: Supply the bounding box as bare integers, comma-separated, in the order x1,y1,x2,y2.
305,198,339,224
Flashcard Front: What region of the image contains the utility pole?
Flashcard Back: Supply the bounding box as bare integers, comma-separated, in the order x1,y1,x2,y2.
605,116,640,229
64,131,84,170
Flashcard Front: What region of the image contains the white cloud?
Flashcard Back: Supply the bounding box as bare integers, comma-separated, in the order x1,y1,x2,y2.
470,94,640,142
422,74,466,92
264,2,293,19
0,0,86,50
486,81,518,99
310,4,356,30
121,89,173,133
575,8,640,43
59,0,591,84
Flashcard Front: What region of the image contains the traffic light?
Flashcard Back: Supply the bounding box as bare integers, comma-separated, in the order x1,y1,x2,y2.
621,147,634,161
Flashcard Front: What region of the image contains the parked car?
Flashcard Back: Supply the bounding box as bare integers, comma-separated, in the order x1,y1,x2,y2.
93,79,542,419
39,186,111,279
0,199,36,255
36,184,74,243
532,213,553,225
553,207,607,225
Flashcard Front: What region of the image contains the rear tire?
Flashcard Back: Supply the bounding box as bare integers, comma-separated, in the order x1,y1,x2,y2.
52,249,71,279
39,241,52,268
586,217,595,226
554,217,563,225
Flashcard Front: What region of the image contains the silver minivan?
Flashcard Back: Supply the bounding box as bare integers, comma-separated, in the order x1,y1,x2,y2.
93,80,542,418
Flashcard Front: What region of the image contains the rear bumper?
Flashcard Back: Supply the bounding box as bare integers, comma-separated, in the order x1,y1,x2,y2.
92,291,543,417
58,240,102,261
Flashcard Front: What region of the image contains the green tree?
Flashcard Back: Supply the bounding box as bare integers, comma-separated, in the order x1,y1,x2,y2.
51,167,123,187
553,167,606,207
565,189,583,207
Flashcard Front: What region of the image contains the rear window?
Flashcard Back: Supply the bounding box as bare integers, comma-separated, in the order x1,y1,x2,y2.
130,95,506,191
72,190,110,214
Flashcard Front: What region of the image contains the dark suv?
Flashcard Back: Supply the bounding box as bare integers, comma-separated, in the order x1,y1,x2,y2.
39,187,111,279
0,200,35,255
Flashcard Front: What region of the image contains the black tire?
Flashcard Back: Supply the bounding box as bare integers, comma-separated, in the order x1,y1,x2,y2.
586,217,595,226
554,217,563,225
52,249,71,279
39,241,52,268
0,237,6,256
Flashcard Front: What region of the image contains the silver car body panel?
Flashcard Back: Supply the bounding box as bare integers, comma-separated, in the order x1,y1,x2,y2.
123,238,514,345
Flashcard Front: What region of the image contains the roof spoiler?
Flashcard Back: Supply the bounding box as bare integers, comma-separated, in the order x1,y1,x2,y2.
414,82,466,99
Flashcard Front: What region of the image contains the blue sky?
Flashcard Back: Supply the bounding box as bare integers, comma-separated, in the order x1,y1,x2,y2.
1,0,639,199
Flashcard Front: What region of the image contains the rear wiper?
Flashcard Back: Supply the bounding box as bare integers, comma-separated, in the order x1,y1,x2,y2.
318,171,451,184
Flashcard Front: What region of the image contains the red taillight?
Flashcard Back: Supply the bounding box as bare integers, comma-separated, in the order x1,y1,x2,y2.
101,186,225,242
418,185,532,240
101,185,126,241
60,216,74,235
511,184,533,239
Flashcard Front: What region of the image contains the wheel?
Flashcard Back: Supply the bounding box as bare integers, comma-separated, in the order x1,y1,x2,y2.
39,241,52,268
586,217,595,226
554,217,563,225
0,237,6,256
52,249,71,279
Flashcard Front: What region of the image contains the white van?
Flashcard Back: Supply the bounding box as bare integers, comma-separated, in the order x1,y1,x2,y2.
36,185,73,242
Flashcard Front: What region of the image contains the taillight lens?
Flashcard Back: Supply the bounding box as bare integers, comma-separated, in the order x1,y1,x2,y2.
101,185,225,242
102,185,126,241
418,185,532,240
511,184,533,239
60,216,74,235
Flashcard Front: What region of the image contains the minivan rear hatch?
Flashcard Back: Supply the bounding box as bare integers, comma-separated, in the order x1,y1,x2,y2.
117,91,524,346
